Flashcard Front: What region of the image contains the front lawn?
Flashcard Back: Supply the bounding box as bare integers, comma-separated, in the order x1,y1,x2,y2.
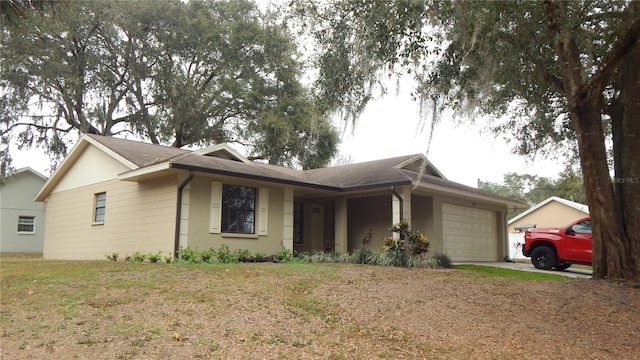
1,256,638,359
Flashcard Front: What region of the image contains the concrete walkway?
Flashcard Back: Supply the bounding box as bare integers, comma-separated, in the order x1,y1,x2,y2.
455,261,593,279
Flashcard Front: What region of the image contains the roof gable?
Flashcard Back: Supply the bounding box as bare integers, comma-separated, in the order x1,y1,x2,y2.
394,155,446,179
192,143,252,164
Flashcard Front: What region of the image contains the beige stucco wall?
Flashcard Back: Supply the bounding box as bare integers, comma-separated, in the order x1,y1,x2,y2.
508,201,588,233
185,175,288,256
43,176,177,260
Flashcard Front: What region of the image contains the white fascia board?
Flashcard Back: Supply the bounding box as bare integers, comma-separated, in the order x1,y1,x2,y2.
118,162,172,181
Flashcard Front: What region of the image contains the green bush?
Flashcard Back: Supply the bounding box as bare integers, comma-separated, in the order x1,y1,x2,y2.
429,253,452,268
148,251,163,263
177,246,199,263
350,248,376,264
200,247,215,263
216,244,236,263
276,247,293,262
235,248,251,262
129,251,146,263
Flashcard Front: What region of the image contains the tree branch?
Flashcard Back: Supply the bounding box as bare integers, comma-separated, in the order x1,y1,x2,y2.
586,5,640,95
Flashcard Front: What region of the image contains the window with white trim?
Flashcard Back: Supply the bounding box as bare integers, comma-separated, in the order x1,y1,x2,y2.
94,192,106,223
17,216,35,233
221,185,255,234
210,182,268,235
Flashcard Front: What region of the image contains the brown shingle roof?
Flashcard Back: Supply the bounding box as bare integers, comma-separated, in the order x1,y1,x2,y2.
84,135,521,204
86,134,190,167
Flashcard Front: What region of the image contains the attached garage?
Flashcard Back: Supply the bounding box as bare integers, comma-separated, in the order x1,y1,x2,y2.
442,203,499,261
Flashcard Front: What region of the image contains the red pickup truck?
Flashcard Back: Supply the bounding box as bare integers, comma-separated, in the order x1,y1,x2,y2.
522,217,592,270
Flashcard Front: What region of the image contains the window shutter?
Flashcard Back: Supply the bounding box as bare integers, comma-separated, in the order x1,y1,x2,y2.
210,182,222,233
257,188,269,236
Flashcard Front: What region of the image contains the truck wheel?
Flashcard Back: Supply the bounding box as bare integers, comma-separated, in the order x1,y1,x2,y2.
554,262,571,270
531,246,557,270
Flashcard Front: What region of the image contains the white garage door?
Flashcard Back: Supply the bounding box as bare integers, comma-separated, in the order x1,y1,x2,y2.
442,204,498,261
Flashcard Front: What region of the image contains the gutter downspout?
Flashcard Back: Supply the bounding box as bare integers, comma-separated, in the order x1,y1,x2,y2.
174,171,194,259
391,185,403,223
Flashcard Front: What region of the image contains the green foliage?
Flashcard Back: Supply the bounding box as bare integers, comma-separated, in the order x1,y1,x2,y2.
479,171,586,213
178,246,200,263
129,252,146,263
382,221,430,266
276,247,294,262
2,0,338,169
254,252,266,262
147,251,163,264
234,249,251,262
216,245,236,264
200,248,215,264
428,253,452,269
350,248,376,264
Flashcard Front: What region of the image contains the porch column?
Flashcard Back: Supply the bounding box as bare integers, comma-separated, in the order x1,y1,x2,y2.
282,187,294,251
334,197,348,253
392,185,412,226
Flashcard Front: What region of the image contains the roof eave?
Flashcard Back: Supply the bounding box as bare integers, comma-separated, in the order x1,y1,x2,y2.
169,163,341,191
118,162,174,181
413,180,527,209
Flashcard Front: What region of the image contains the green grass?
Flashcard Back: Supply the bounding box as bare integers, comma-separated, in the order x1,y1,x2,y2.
453,264,570,280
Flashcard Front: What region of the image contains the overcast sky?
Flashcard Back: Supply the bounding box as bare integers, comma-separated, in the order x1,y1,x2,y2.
335,92,565,188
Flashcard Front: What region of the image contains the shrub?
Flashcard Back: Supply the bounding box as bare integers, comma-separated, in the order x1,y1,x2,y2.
381,221,430,267
429,253,452,268
216,244,236,263
105,253,119,262
254,252,266,262
148,251,163,263
200,247,215,263
276,247,293,262
235,248,251,262
177,246,199,263
129,251,146,263
350,248,376,264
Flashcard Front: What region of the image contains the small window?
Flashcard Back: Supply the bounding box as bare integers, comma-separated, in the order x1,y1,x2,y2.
94,192,106,223
17,216,35,233
221,185,255,233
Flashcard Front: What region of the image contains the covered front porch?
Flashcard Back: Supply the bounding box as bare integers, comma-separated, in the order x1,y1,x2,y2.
292,184,511,262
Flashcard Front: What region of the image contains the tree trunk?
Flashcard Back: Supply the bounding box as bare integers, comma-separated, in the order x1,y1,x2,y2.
614,44,640,276
543,1,638,281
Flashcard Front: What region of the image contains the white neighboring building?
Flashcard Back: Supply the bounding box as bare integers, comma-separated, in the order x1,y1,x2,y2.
0,168,48,254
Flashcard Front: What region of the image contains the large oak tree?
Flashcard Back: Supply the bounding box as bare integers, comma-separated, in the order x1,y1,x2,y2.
290,0,640,280
1,0,338,172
